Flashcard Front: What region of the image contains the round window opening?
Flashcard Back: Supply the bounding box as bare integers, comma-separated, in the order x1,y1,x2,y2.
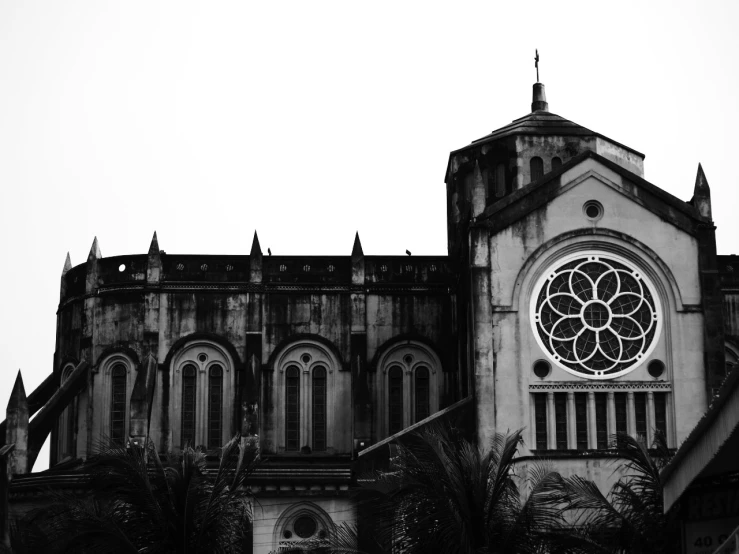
301,354,311,364
531,252,661,379
294,515,318,538
583,200,603,221
648,360,665,378
197,353,208,363
533,360,551,379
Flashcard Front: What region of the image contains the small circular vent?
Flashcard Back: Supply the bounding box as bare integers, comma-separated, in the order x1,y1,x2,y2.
583,200,603,221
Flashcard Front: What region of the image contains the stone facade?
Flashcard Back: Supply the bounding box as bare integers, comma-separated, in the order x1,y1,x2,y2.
3,81,737,553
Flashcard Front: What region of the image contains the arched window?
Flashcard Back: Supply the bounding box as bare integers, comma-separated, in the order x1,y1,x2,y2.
377,341,442,437
551,156,562,171
286,365,300,451
388,366,404,435
208,365,223,450
111,364,127,444
93,353,135,450
58,364,76,459
273,502,334,552
170,341,236,450
181,364,197,447
273,339,343,454
414,367,430,423
312,366,327,452
530,157,544,182
495,163,506,198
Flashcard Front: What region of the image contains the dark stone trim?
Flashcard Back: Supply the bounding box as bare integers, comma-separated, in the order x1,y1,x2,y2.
474,150,706,234
502,227,690,313
369,333,446,373
265,333,346,372
161,332,244,372
93,346,141,372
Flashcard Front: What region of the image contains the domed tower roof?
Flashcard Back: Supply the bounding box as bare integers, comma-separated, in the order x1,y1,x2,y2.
444,80,648,255
471,110,597,145
458,82,644,161
445,82,645,202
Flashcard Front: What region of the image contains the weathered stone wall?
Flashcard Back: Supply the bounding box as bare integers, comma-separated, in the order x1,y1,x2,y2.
719,255,739,344
514,135,597,189
475,158,708,496
52,249,455,465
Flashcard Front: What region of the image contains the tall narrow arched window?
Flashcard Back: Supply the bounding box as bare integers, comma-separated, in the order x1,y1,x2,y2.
110,364,127,444
312,366,327,452
181,364,197,446
59,365,76,459
551,156,562,171
414,367,430,423
286,366,300,451
208,365,223,450
379,342,442,438
170,342,235,450
495,163,506,197
388,366,404,435
530,157,544,182
274,341,341,454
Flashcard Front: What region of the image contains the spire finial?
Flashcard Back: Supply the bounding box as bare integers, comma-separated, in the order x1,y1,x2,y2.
88,236,102,261
148,231,160,255
250,231,262,257
535,49,540,83
531,83,548,112
351,232,364,258
62,252,72,275
693,163,712,219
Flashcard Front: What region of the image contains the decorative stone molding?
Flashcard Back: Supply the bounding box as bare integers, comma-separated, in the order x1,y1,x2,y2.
169,340,235,450
93,352,137,446
376,340,442,437
272,339,342,453
531,251,662,380
529,381,671,391
272,501,334,552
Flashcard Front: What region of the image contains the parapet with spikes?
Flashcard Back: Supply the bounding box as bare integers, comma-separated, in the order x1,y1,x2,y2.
57,237,453,305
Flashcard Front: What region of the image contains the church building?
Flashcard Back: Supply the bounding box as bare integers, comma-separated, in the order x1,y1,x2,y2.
2,79,736,553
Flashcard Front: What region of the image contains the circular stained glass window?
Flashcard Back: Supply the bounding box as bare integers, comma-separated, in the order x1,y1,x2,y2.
531,252,661,379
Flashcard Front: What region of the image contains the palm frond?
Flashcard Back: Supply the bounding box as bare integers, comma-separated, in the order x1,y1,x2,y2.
14,435,259,554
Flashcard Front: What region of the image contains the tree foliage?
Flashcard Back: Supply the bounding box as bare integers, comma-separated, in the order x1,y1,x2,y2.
564,432,675,553
357,422,591,554
13,435,259,554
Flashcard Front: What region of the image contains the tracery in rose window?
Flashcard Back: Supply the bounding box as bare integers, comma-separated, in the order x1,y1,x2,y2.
532,254,660,379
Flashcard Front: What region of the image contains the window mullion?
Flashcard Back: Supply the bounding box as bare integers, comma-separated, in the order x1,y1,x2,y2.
587,392,597,450
546,392,556,450
567,392,576,450
627,392,636,437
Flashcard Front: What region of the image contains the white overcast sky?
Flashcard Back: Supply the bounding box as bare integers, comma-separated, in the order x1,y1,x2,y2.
1,1,738,470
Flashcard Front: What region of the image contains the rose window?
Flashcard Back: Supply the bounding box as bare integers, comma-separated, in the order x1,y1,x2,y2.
531,253,661,379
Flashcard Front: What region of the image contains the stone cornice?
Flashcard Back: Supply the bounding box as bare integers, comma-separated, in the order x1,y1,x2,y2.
529,381,672,391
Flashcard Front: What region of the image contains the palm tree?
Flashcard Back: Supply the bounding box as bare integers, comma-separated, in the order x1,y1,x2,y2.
564,432,676,554
357,422,589,554
15,434,259,553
